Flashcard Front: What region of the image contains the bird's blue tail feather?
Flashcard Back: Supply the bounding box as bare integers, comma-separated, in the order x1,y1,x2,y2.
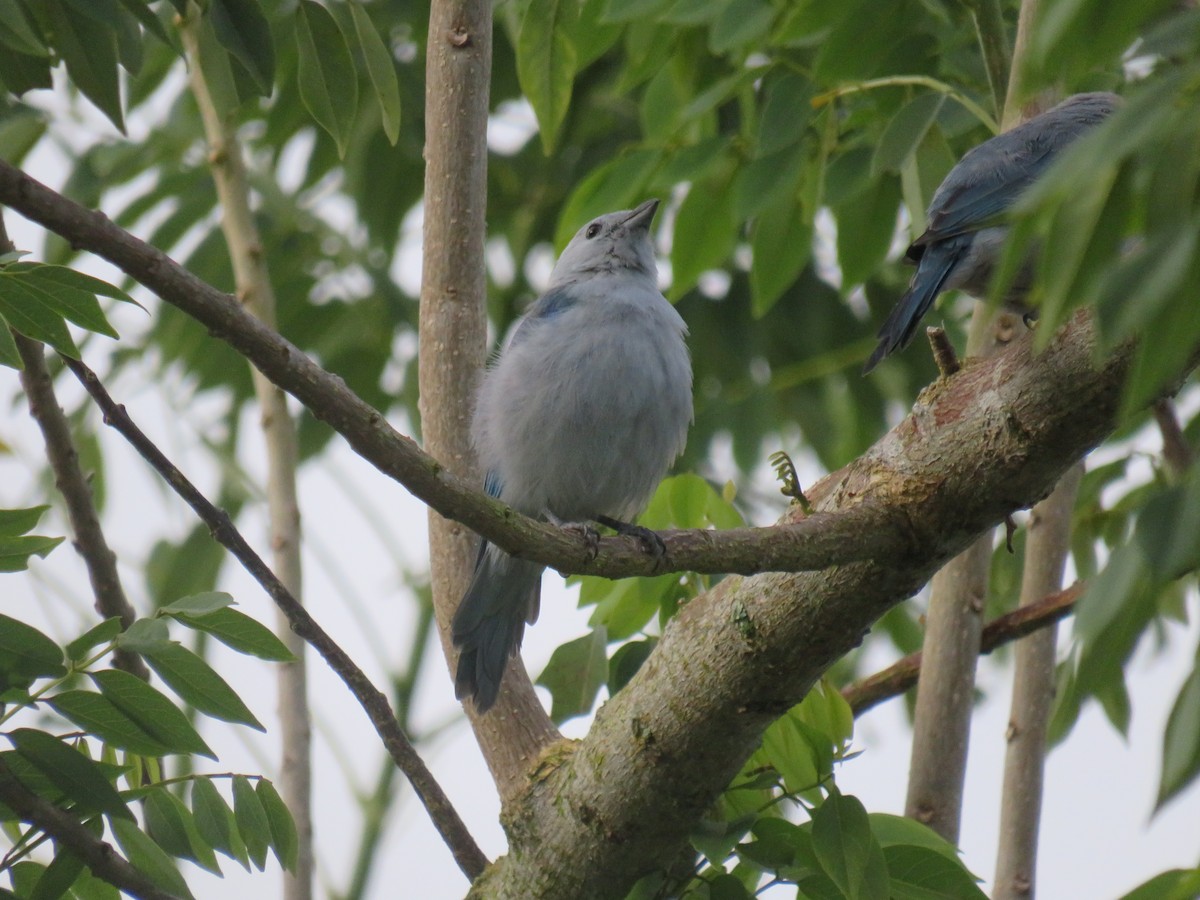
864,242,963,373
452,542,542,712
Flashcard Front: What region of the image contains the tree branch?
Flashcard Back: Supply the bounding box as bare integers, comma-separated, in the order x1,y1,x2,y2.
0,758,178,900
182,19,313,897
995,464,1082,899
0,160,915,585
842,581,1084,716
60,355,488,881
0,209,147,681
472,316,1179,899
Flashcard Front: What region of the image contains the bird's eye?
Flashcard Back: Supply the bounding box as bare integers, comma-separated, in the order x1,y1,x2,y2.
585,223,602,239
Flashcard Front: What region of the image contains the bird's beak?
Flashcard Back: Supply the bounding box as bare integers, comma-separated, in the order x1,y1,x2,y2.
623,198,660,231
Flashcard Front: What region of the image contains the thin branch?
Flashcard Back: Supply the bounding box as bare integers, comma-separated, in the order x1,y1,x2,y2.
14,335,148,681
965,0,1012,118
0,758,178,900
181,18,313,897
1153,398,1193,477
60,355,488,881
995,464,1082,900
842,581,1084,716
0,158,913,584
0,209,147,681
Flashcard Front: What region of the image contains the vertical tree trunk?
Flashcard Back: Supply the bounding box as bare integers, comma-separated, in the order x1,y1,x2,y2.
419,0,560,805
183,21,312,898
994,465,1082,899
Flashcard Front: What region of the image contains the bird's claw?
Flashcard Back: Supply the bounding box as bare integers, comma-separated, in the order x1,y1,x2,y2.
560,521,601,561
595,514,667,567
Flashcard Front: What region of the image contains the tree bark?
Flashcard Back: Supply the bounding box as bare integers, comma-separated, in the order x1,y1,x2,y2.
472,318,1168,898
182,21,313,897
994,465,1082,899
419,0,561,801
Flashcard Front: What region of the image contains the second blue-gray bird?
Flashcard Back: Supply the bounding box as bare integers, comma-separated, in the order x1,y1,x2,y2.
864,91,1120,372
453,199,693,713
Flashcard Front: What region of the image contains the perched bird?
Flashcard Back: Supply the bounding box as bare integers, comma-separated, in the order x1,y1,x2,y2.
864,91,1121,373
452,199,693,713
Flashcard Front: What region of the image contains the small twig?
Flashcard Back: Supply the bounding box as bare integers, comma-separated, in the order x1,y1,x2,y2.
1153,399,1193,478
61,355,489,881
842,581,1084,716
926,327,961,377
0,758,178,900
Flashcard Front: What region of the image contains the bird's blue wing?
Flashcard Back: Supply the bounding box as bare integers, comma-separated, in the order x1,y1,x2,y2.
483,469,503,499
507,285,579,349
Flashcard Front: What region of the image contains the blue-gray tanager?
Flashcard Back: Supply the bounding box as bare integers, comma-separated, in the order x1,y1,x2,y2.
864,91,1120,373
453,199,693,713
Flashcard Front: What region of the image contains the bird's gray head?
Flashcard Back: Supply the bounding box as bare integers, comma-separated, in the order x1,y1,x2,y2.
548,199,660,288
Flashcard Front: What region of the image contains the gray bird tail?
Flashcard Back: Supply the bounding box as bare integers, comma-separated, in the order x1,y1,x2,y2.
864,242,961,373
451,541,543,713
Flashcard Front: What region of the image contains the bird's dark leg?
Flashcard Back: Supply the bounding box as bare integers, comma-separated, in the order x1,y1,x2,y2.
595,514,667,563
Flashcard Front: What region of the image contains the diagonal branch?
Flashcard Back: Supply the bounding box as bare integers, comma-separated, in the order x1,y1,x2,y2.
14,334,148,680
470,315,1189,899
0,758,177,900
59,355,488,881
842,581,1085,716
0,159,914,583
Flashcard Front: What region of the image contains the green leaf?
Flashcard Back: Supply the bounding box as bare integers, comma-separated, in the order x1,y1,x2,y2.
294,0,359,157
168,607,295,662
65,618,124,662
601,0,672,23
0,278,80,357
707,873,752,899
232,775,271,870
835,174,902,289
0,324,21,370
671,174,737,299
110,816,196,899
708,0,775,53
47,691,174,757
536,627,608,723
114,618,172,655
41,1,124,132
158,591,236,617
0,506,49,537
760,711,820,793
517,0,578,154
91,669,218,759
1119,868,1200,900
867,814,962,860
209,0,275,94
348,1,401,145
192,777,250,869
607,638,655,695
0,614,66,684
885,844,987,899
0,0,48,57
0,534,65,572
30,844,83,900
812,793,889,900
756,71,811,157
751,192,812,318
1157,662,1200,810
141,642,265,730
144,788,221,874
0,267,117,338
256,779,298,872
7,729,132,820
872,93,947,177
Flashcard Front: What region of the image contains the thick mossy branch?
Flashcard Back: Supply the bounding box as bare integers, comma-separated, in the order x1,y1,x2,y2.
472,317,1171,899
